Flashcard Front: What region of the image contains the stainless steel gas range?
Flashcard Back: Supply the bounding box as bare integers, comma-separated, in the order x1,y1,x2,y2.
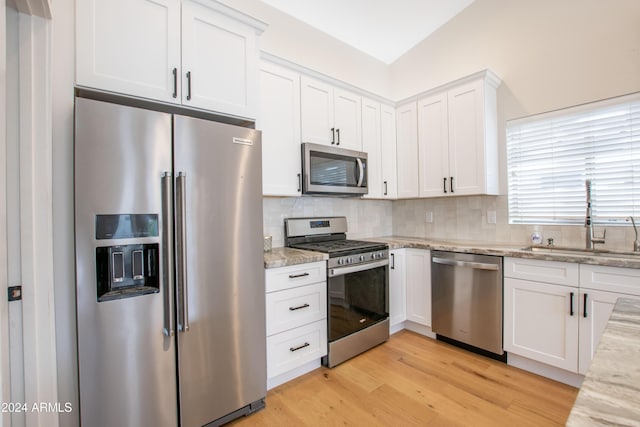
284,217,389,367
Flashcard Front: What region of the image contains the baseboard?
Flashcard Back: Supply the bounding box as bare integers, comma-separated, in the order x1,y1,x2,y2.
267,359,321,390
507,353,584,388
403,321,436,339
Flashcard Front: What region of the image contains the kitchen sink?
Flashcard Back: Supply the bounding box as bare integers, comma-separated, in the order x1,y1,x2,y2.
521,245,640,259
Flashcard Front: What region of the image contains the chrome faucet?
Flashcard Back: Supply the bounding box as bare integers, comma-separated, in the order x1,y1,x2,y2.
628,216,640,252
585,180,606,250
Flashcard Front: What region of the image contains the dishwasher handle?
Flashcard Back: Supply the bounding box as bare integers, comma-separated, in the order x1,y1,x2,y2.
432,257,500,271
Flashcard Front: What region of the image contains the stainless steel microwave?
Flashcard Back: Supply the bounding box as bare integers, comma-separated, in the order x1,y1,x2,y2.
301,143,368,196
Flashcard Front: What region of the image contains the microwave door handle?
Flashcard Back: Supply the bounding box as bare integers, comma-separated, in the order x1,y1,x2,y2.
356,158,364,187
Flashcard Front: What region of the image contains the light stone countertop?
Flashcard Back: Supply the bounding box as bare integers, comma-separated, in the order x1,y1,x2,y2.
566,298,640,426
263,247,328,269
264,236,640,269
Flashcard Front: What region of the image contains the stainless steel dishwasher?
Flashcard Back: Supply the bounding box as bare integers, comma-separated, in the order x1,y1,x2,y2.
431,251,505,360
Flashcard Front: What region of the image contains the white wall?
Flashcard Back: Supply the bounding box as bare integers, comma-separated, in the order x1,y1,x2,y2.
390,0,640,249
217,0,391,98
390,0,640,112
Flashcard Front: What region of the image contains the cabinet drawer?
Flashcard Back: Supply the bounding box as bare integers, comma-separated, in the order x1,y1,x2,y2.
267,320,327,378
504,257,578,286
580,264,640,296
265,261,326,293
266,282,327,336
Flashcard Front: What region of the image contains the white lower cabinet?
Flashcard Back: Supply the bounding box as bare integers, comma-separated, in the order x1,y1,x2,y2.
266,320,327,378
577,264,640,374
389,249,406,330
504,257,640,376
504,276,579,371
265,261,327,388
404,249,431,326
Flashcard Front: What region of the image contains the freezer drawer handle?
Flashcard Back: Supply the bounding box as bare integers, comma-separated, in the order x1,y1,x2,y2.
176,172,190,332
288,272,310,279
432,257,499,271
161,172,175,337
290,342,310,352
289,303,310,311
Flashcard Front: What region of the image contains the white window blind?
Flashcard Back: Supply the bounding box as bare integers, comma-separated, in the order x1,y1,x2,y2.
507,93,640,225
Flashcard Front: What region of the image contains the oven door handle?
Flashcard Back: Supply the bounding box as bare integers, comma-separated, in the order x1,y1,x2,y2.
328,259,389,277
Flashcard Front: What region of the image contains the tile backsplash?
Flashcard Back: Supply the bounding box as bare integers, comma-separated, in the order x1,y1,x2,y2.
263,195,638,252
263,197,393,247
393,195,639,252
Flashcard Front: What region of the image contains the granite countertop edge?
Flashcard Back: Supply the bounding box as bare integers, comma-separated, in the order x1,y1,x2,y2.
264,236,640,269
566,298,640,426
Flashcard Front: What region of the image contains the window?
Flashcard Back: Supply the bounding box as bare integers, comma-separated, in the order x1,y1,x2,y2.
506,93,640,225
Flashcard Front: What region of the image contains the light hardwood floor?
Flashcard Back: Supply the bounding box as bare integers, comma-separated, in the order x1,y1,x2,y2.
231,330,579,426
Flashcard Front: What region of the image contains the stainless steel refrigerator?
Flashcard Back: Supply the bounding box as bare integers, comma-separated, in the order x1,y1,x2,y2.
74,97,266,427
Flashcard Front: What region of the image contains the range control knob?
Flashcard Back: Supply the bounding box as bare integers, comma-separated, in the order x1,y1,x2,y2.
337,259,344,265
359,255,366,262
347,257,353,264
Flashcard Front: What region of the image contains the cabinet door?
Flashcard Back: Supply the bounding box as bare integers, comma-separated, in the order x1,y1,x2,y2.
447,79,486,195
380,105,398,199
395,103,419,198
76,0,181,103
405,249,431,326
333,88,362,151
578,290,640,374
258,62,302,196
300,76,334,145
417,92,449,197
181,0,259,118
389,250,406,328
504,278,579,372
362,99,382,199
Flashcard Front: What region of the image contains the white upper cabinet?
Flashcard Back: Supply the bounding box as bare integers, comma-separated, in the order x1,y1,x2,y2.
395,102,419,199
380,105,398,199
447,77,499,195
416,71,501,197
258,61,302,197
363,100,398,199
181,0,262,118
76,0,265,119
76,0,182,103
362,98,382,199
300,76,362,151
417,92,449,197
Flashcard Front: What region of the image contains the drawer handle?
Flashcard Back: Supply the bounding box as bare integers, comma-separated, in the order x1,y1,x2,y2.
289,303,310,311
290,342,310,352
288,272,310,279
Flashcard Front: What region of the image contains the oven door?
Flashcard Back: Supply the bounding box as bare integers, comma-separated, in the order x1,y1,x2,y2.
327,259,389,342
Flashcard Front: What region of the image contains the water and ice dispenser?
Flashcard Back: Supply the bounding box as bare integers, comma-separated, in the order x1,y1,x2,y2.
94,214,161,302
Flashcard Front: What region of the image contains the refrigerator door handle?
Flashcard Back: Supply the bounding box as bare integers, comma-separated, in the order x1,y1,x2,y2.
176,172,190,332
161,172,175,337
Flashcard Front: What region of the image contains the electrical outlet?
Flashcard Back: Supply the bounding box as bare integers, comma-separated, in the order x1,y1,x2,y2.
425,211,433,223
487,210,497,224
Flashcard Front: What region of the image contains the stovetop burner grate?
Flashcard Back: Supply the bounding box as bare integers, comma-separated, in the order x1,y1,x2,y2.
290,239,387,256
